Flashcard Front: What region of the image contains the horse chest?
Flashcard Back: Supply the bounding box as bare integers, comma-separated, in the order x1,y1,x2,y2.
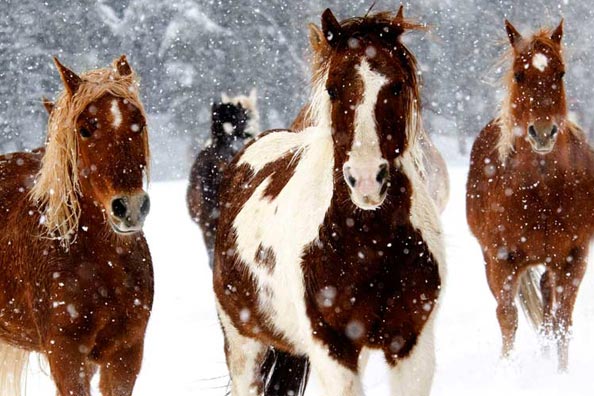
478,162,594,259
302,217,441,348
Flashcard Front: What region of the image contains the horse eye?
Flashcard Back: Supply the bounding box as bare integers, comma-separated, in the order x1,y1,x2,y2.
327,87,338,101
514,72,525,83
558,71,566,80
80,127,92,138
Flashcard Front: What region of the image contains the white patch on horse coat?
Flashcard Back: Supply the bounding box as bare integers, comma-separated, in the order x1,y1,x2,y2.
110,99,122,129
222,122,234,135
389,316,436,396
349,59,387,167
532,53,549,72
237,130,306,173
233,126,334,352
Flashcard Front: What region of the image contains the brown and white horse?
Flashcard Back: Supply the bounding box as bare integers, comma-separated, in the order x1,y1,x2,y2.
214,8,445,396
466,20,594,371
0,56,153,396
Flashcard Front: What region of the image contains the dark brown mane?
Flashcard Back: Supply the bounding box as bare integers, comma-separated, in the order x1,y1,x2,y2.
330,12,425,88
335,12,426,43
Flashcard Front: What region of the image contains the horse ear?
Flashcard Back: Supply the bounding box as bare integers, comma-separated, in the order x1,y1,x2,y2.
321,8,342,47
221,93,231,103
53,57,81,96
308,23,327,53
249,88,258,104
115,54,133,76
551,19,564,44
396,4,404,19
504,20,522,48
42,96,54,114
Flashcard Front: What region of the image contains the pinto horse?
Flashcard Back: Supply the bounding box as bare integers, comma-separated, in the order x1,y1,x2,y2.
466,20,594,371
0,56,153,396
187,90,259,268
214,8,444,396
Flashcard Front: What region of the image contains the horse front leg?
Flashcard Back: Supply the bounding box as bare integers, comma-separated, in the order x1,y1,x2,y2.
46,336,94,396
384,319,436,396
217,306,268,396
486,256,520,358
307,341,363,396
98,341,145,396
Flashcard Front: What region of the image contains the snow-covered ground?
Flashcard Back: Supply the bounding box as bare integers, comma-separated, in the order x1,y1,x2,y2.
22,164,594,395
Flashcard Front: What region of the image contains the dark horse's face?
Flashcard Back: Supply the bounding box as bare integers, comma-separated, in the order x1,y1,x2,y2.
506,20,567,154
212,102,251,140
56,57,150,234
318,9,419,210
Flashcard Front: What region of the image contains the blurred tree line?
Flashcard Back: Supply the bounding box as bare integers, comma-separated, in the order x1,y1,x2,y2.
0,0,592,178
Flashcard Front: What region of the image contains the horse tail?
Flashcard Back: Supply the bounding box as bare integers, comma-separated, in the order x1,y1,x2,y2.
261,348,310,396
0,341,29,396
517,265,545,332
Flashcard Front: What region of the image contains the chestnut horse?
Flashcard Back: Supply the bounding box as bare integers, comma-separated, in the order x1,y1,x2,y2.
214,8,444,396
187,90,259,268
0,56,153,395
466,20,594,371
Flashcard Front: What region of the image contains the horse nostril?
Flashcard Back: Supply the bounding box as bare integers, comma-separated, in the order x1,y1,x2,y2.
551,125,559,137
140,194,151,216
528,125,537,138
347,175,357,188
343,166,357,188
376,163,389,184
111,198,127,219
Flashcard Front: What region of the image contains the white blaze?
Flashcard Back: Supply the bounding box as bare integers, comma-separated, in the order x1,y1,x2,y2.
532,53,549,72
349,59,388,165
111,99,122,129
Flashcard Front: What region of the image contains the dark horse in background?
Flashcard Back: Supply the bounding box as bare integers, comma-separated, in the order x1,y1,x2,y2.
214,7,444,396
0,56,153,396
187,90,259,267
467,19,594,371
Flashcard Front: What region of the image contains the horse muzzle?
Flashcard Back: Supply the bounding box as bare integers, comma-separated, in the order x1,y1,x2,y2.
526,123,559,154
109,192,150,234
343,161,389,210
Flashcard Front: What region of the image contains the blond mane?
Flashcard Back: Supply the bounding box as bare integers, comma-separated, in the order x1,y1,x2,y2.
30,58,150,249
496,27,579,160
